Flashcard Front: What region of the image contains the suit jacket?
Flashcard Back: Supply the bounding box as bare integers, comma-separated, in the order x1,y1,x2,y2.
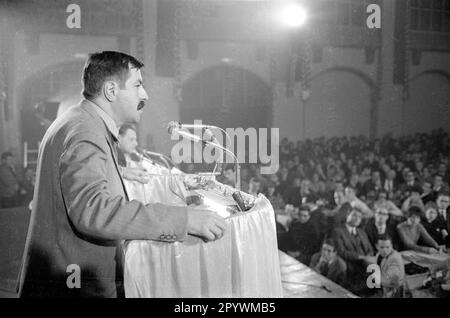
383,178,397,194
422,218,446,245
398,181,421,195
436,208,450,233
288,220,321,259
310,252,347,286
18,100,188,298
364,218,399,250
331,226,374,263
377,250,405,297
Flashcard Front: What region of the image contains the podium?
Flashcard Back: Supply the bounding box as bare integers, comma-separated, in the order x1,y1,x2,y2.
121,163,282,298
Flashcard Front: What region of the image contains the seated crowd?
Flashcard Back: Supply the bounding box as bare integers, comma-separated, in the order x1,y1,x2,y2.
3,128,450,297
218,129,450,297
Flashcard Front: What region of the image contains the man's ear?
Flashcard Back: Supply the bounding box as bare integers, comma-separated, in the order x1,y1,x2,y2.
103,80,118,102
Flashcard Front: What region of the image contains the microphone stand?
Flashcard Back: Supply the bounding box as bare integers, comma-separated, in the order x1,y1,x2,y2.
205,128,239,191
205,140,240,191
169,123,240,190
136,150,173,173
209,127,232,177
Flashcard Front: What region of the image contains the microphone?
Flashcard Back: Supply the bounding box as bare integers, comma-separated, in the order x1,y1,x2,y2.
167,122,206,144
167,121,218,144
232,191,247,212
168,121,216,130
203,128,219,144
136,147,174,170
136,147,162,158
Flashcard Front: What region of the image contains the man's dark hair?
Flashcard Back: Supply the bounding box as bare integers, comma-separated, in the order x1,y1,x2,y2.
82,51,144,100
299,205,311,213
119,123,136,136
437,190,450,198
376,233,392,243
322,238,337,251
1,152,12,160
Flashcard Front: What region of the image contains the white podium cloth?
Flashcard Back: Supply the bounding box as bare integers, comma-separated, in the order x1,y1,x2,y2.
122,166,282,298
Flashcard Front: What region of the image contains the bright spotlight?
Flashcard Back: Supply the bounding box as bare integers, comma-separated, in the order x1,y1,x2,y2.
278,3,307,28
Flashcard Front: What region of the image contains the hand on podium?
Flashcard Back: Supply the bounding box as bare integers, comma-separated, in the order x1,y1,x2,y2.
122,166,149,184
187,208,227,242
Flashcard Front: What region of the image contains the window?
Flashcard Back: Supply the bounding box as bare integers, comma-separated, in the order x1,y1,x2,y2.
410,0,450,32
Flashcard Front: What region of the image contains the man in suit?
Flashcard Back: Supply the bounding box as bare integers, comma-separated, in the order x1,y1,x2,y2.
362,170,383,197
431,175,449,200
383,169,397,197
19,51,226,298
435,192,450,246
421,179,435,205
117,123,139,168
398,171,422,200
331,207,375,293
310,238,347,286
372,234,405,298
288,205,321,265
364,206,400,251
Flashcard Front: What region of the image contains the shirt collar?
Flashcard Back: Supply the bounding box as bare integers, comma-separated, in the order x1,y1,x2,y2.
87,100,119,141
346,224,356,235
379,250,393,259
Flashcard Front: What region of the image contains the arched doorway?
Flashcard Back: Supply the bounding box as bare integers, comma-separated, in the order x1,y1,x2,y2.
307,67,375,138
405,70,450,134
180,65,273,130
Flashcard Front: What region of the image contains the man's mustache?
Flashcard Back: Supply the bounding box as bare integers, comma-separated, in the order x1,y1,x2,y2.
137,101,145,110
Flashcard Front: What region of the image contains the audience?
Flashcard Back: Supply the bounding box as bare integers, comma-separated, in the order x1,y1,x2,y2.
422,201,447,246
372,234,405,298
331,207,374,293
310,238,347,286
216,130,450,296
373,190,403,217
397,206,441,254
435,192,450,246
2,128,450,296
288,205,321,265
365,206,399,250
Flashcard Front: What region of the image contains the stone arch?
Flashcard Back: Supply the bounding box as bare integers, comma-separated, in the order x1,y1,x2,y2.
180,64,273,130
305,67,375,138
405,69,450,134
312,67,377,90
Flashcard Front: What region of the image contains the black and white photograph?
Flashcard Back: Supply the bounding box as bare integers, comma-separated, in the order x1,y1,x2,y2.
0,0,449,303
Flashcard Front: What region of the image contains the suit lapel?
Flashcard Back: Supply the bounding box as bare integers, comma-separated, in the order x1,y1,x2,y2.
356,229,369,253
327,260,337,278
344,229,359,251
79,100,130,201
380,253,392,272
105,135,129,201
